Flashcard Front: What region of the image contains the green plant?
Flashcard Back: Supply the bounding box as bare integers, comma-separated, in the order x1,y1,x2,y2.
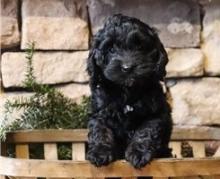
0,42,90,141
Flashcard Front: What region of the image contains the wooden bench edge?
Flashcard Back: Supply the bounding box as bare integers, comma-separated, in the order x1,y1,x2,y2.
5,127,220,143
0,156,220,178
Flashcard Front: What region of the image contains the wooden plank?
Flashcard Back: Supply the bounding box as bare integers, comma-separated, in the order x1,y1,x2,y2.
15,144,33,179
171,176,186,178
44,144,72,179
0,157,220,178
6,129,88,143
44,143,58,160
72,143,85,161
176,177,201,179
44,143,61,179
189,142,206,158
169,142,182,158
173,177,203,179
0,142,6,156
15,144,29,159
171,127,220,141
0,143,6,179
203,177,220,179
0,143,7,179
5,127,220,144
122,177,137,179
72,143,89,179
214,147,220,157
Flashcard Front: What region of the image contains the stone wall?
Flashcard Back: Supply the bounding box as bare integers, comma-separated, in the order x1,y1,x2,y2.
1,0,220,128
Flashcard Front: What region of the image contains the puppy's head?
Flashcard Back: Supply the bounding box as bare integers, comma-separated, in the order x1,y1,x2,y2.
88,14,168,87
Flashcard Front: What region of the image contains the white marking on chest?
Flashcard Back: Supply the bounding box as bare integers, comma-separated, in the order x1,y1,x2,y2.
124,105,134,113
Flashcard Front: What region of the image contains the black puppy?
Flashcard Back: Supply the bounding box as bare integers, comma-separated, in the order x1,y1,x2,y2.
86,14,172,169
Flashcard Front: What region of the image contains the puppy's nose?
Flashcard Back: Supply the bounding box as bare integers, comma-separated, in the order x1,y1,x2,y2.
122,64,132,72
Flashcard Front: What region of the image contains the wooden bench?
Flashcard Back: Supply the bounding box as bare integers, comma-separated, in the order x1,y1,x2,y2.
0,127,220,179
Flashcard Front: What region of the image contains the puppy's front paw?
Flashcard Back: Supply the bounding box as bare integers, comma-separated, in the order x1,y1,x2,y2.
87,145,115,167
125,143,153,169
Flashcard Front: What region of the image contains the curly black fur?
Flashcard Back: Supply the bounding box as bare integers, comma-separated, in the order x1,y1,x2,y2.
86,14,172,169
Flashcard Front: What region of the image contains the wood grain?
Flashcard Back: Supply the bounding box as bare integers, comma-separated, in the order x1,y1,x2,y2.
2,128,220,179
122,177,137,179
44,143,58,160
44,143,63,179
15,144,29,159
5,127,220,144
6,129,88,143
15,144,35,179
72,143,87,179
0,143,6,156
0,157,220,178
189,141,206,158
169,142,182,158
72,143,85,161
214,147,220,157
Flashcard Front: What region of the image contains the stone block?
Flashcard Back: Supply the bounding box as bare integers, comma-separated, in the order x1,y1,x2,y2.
166,48,204,77
1,0,20,48
57,83,90,103
169,78,220,126
1,51,89,88
202,0,220,75
88,0,200,47
22,0,89,50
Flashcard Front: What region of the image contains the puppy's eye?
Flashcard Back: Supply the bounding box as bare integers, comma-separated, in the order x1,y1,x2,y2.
109,44,118,53
109,47,115,53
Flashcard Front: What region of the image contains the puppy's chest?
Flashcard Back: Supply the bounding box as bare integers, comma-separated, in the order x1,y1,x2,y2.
113,97,156,134
119,94,158,118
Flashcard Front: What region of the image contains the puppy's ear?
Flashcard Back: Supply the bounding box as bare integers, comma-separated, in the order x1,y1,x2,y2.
87,41,104,87
87,49,98,85
156,45,168,81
